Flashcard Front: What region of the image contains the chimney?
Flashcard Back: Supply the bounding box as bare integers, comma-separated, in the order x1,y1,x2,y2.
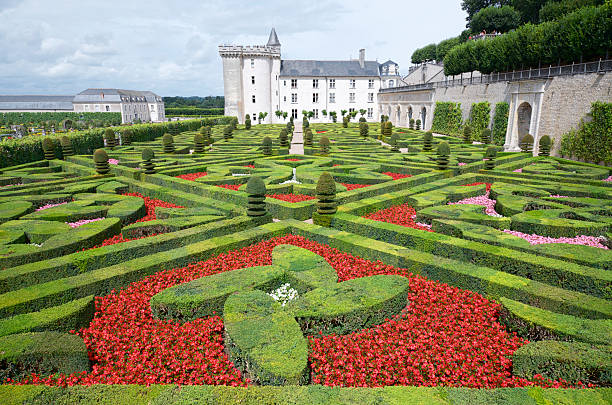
359,49,365,69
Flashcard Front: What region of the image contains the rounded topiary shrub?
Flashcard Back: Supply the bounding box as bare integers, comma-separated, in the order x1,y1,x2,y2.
279,129,289,148
245,115,251,130
436,141,450,170
539,135,551,156
60,136,73,157
383,121,393,140
319,136,330,155
93,149,110,174
484,146,497,170
359,122,368,138
41,137,55,160
141,148,156,174
262,137,272,156
481,128,492,144
359,117,366,123
415,119,421,130
121,129,132,145
520,134,534,153
246,176,267,217
223,125,233,140
194,133,205,154
390,134,400,152
316,172,337,215
104,128,116,149
409,118,415,129
423,131,433,152
303,118,310,129
463,125,472,144
342,116,349,128
304,129,313,147
162,133,175,153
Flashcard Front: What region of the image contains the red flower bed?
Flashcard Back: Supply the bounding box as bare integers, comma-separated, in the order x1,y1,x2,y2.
175,172,208,181
243,165,255,168
286,158,301,162
340,183,371,191
382,172,412,180
332,164,341,167
364,204,433,232
462,182,492,192
316,130,327,133
216,184,241,191
15,235,576,388
266,194,315,202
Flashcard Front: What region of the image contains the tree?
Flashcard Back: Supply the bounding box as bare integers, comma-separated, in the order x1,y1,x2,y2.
539,0,602,22
436,37,462,61
330,111,337,123
341,110,347,118
350,110,358,119
308,111,315,119
359,109,367,117
282,112,288,121
470,5,521,32
322,109,328,118
461,0,511,23
512,0,549,23
258,112,268,124
275,110,283,119
411,43,438,64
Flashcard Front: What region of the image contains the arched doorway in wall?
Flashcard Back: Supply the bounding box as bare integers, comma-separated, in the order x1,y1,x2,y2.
396,106,401,124
387,105,392,118
408,106,413,121
517,102,532,143
421,107,427,128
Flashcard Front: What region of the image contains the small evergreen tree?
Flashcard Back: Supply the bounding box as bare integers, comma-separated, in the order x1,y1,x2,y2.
223,125,233,140
60,136,73,157
194,133,205,153
383,121,393,141
121,129,132,145
304,128,313,147
162,133,175,153
415,119,421,130
359,122,369,138
246,176,267,217
316,172,337,215
262,137,272,156
93,149,110,174
319,136,330,155
42,137,55,160
141,148,156,174
390,133,400,152
538,135,551,156
409,118,415,129
245,114,251,129
520,134,534,153
342,116,349,128
279,128,289,148
436,141,450,170
104,128,116,149
423,131,433,152
484,146,497,170
463,125,472,143
481,128,491,144
303,118,310,128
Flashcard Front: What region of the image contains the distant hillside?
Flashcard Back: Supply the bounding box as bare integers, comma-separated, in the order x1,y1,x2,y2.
163,96,224,109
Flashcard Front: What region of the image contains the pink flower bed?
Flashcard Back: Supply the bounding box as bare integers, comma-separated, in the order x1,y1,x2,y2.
449,184,501,217
503,230,608,250
0,183,22,188
603,175,612,182
67,217,105,228
108,159,120,165
549,195,569,198
36,202,68,211
458,162,467,166
513,168,523,173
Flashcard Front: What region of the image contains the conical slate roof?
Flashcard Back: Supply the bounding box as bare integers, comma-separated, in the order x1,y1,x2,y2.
266,28,280,46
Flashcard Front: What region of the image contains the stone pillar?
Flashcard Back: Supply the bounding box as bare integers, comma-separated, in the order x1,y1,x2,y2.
504,91,521,152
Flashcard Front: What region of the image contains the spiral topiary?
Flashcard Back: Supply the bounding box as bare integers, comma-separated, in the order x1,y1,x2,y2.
279,129,289,148
141,148,156,174
93,149,110,174
383,121,393,140
539,135,551,156
520,134,534,153
463,125,472,144
390,133,400,152
230,117,238,131
380,120,385,135
316,172,337,215
162,133,175,153
359,122,368,138
436,141,450,170
60,136,73,157
304,129,313,147
286,121,293,133
200,126,212,146
245,115,251,130
484,146,497,170
104,128,117,149
42,137,55,160
359,117,366,123
319,136,330,155
194,133,205,153
409,118,415,129
122,129,132,145
262,137,272,156
415,119,421,130
303,118,309,129
223,125,233,140
481,128,491,144
342,116,348,128
423,131,433,152
245,176,267,217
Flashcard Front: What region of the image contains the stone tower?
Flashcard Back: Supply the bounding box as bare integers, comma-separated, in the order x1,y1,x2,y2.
219,28,281,124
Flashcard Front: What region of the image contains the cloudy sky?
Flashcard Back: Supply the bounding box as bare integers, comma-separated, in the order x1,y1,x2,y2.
0,0,467,97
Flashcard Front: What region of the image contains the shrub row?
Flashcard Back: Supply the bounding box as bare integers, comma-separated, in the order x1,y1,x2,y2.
0,112,121,126
492,102,510,146
431,102,463,136
560,101,612,165
164,107,224,116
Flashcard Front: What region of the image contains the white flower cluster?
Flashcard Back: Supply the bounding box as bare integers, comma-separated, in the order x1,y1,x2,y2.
267,283,299,307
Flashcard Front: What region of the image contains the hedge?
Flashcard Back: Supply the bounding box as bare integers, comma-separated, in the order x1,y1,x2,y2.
492,102,510,146
164,107,224,116
468,101,491,142
443,4,612,75
0,385,609,405
512,340,612,384
0,112,121,126
0,332,89,381
560,101,612,165
431,102,463,136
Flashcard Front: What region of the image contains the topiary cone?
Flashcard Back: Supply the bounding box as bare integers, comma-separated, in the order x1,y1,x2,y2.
42,137,55,160
104,128,116,149
60,136,73,157
359,122,368,138
194,133,205,153
246,176,267,217
463,125,472,144
484,146,497,170
279,129,289,148
539,135,551,156
481,128,491,144
223,125,233,140
93,149,110,174
436,141,450,170
319,136,330,155
304,129,313,147
262,137,273,156
423,131,433,152
141,148,156,174
316,172,337,215
520,134,534,153
122,129,132,145
162,133,175,153
390,134,400,152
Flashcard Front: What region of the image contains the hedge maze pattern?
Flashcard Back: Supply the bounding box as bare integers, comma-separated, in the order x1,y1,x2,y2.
0,120,610,402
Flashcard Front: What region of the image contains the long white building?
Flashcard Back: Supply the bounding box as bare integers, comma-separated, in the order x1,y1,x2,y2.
219,29,403,124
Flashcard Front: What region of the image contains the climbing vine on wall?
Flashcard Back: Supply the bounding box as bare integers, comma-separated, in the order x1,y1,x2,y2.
468,102,491,142
492,102,509,146
431,102,463,136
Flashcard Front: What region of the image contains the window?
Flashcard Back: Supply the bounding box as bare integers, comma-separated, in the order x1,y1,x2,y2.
329,79,335,89
291,109,298,119
313,109,319,119
251,76,255,85
291,79,297,89
329,93,335,103
349,93,355,103
313,93,319,103
349,79,356,89
368,93,374,103
250,58,254,68
106,105,111,112
283,96,286,102
313,79,319,89
95,104,100,112
252,95,256,103
367,108,373,118
284,80,286,86
291,93,297,103
389,80,394,87
368,79,374,89
349,108,355,113
85,104,90,111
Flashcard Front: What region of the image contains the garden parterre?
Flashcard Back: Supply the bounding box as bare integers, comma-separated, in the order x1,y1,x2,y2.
0,120,610,404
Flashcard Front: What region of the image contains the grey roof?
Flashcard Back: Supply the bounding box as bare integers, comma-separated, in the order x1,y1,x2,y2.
0,95,74,111
381,60,398,66
266,28,280,47
73,88,161,103
279,60,381,77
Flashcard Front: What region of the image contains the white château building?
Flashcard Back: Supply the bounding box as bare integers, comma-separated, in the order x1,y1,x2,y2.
219,29,403,124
